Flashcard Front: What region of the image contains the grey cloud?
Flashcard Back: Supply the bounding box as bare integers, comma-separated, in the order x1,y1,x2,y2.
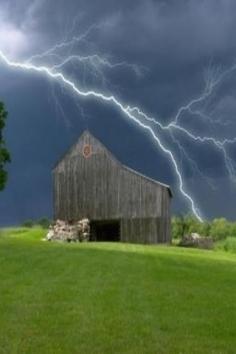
1,0,236,223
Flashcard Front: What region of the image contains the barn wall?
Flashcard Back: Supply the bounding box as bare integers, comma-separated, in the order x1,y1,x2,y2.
53,131,172,243
163,188,171,243
120,218,168,244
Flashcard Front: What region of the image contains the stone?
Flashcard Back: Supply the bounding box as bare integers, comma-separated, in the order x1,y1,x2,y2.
179,232,213,249
44,219,91,243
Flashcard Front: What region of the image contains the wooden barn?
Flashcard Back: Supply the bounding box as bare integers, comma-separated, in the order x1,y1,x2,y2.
53,130,172,244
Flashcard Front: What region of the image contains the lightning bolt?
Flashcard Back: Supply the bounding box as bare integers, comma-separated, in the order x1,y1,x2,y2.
27,24,101,63
0,49,204,221
27,24,144,87
1,35,236,222
169,130,216,191
50,54,144,77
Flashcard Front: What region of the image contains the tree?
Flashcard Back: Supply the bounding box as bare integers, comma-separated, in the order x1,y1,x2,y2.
210,218,230,241
171,214,212,239
22,220,34,228
0,101,10,191
37,218,51,229
171,214,190,239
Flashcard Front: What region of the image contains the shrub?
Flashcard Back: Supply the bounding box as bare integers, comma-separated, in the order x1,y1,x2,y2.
228,223,236,238
171,215,211,239
215,237,236,253
37,218,51,229
21,220,34,228
172,215,236,241
171,216,184,239
209,218,231,241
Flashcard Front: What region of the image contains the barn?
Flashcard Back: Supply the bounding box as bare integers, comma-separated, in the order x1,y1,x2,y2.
53,130,172,244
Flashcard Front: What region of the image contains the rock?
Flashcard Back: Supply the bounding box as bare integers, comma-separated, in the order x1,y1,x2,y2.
44,219,90,243
191,233,201,240
179,233,213,249
46,227,54,241
77,218,90,242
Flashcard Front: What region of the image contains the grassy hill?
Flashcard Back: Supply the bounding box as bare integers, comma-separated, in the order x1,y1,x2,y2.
0,228,236,354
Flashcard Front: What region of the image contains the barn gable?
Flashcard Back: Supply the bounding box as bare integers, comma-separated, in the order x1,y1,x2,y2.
53,130,172,244
54,130,172,196
53,130,120,172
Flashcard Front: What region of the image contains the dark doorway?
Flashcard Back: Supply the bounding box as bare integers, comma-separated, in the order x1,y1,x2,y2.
90,220,120,242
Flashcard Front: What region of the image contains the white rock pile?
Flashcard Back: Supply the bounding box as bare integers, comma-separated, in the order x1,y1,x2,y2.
45,218,90,242
179,232,213,249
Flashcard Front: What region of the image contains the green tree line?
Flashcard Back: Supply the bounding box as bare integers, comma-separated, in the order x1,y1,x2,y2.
172,216,236,241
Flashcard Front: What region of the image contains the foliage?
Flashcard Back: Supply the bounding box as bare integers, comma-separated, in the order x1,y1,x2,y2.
0,228,236,353
171,215,209,239
21,218,51,229
0,101,10,191
172,215,236,240
37,217,51,229
171,215,187,239
215,237,236,253
209,218,232,241
21,219,34,228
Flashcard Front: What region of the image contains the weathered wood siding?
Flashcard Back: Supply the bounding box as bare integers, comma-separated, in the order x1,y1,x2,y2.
53,131,172,243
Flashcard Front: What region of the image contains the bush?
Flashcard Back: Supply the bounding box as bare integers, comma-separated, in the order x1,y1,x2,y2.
215,237,236,253
21,220,34,228
21,218,51,229
171,216,184,239
171,215,211,239
172,215,236,241
209,218,231,241
37,218,51,229
228,223,236,238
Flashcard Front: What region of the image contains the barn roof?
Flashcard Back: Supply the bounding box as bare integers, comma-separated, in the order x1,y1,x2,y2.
53,130,172,197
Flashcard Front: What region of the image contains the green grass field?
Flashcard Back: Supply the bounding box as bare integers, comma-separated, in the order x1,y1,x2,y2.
0,228,236,354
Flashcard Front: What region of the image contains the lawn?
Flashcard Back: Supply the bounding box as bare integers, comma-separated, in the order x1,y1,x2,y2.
0,228,236,354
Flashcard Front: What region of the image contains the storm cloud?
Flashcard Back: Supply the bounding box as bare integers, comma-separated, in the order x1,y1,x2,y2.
1,0,236,224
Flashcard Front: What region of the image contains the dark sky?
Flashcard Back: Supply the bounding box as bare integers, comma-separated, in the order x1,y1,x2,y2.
1,0,236,225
